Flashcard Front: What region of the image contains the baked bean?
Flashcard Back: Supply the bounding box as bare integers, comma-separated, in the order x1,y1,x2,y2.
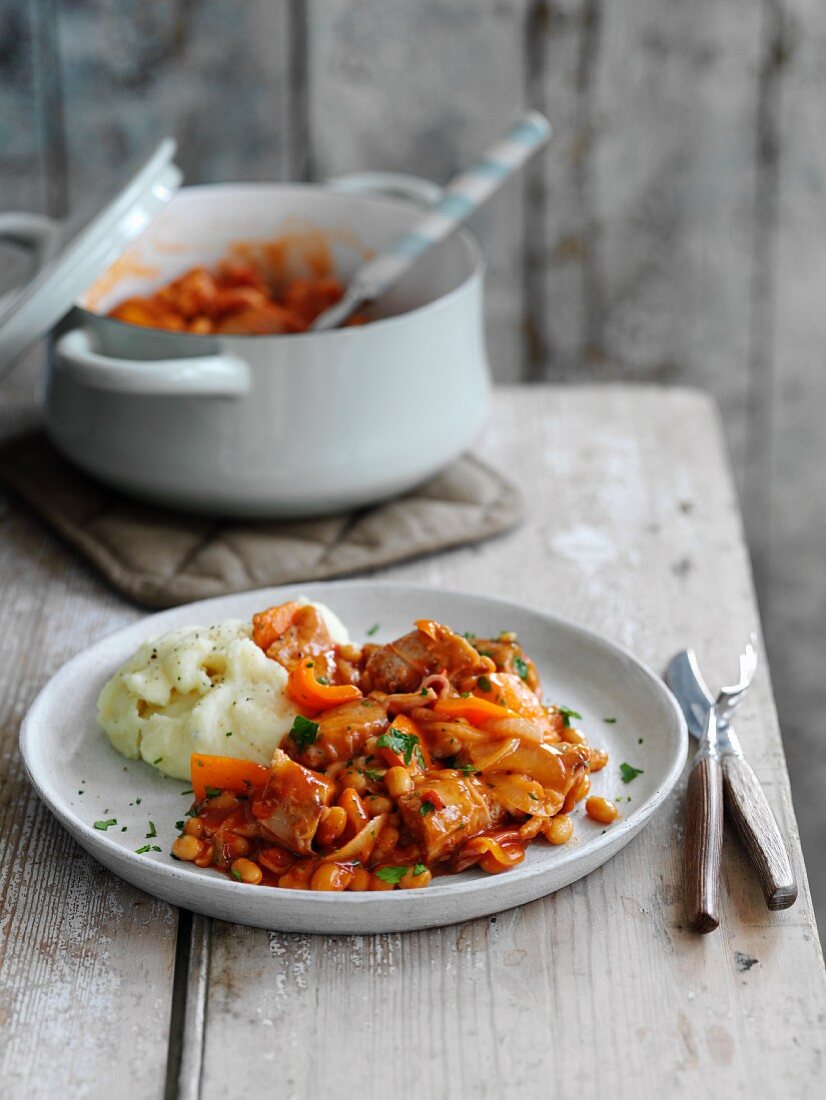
183,818,204,838
316,805,347,848
311,863,354,892
339,767,369,795
204,791,236,810
259,847,294,874
385,766,414,799
544,814,574,845
338,787,370,835
194,840,215,868
171,834,202,861
588,747,609,773
364,795,393,817
231,857,263,885
400,867,432,889
224,834,250,859
278,862,315,890
348,866,372,891
585,796,619,824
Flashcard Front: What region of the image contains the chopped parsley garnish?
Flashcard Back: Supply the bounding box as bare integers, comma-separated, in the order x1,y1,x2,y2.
145,821,157,839
460,691,471,699
638,737,644,744
180,789,193,796
78,790,84,795
528,792,539,802
366,623,380,636
477,675,492,693
420,800,436,816
619,762,644,783
134,844,152,854
225,731,233,737
513,656,529,681
290,714,320,752
153,757,163,765
93,818,117,831
195,759,204,768
231,868,242,881
317,675,329,685
458,763,478,774
557,705,582,728
420,687,429,696
204,786,222,799
603,717,617,724
374,865,410,886
121,826,127,832
361,767,382,783
413,863,427,876
377,728,424,768
175,820,184,831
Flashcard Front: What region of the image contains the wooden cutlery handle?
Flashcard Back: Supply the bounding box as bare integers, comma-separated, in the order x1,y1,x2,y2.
684,755,724,933
721,753,798,910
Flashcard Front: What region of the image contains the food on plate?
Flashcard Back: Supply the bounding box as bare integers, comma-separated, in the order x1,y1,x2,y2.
97,599,348,780
161,603,620,891
107,257,367,335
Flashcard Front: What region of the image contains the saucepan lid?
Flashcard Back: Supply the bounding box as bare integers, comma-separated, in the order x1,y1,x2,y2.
0,138,181,377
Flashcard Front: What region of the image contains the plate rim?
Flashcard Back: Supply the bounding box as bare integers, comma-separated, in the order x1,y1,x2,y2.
19,579,688,919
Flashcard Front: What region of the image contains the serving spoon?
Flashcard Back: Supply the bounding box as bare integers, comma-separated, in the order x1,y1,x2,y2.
311,110,552,331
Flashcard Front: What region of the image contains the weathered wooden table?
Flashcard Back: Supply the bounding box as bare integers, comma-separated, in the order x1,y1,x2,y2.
1,385,823,1099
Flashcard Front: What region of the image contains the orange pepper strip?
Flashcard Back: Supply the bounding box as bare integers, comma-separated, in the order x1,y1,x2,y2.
252,600,303,652
190,753,269,802
433,696,516,726
287,658,362,712
375,713,432,770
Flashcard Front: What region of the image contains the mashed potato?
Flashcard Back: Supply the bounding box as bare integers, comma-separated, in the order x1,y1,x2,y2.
97,599,349,780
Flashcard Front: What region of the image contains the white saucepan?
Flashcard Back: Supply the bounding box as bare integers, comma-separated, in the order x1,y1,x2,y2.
45,179,490,518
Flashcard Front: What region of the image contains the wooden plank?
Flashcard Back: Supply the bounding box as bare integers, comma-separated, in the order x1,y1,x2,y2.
764,0,826,928
306,0,531,382
530,1,762,479
0,446,179,1097
0,0,48,300
197,387,825,1099
55,0,295,200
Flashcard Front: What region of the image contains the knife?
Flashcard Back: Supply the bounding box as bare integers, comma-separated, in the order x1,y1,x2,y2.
683,702,725,932
667,649,798,915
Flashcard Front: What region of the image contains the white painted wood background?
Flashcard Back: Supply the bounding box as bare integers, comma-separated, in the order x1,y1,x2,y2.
0,0,823,927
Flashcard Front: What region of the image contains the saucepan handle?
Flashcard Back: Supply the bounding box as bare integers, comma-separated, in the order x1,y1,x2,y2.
53,328,250,398
0,212,59,268
325,172,444,207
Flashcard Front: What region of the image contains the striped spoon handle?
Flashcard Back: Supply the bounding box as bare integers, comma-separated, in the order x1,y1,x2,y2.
311,111,552,331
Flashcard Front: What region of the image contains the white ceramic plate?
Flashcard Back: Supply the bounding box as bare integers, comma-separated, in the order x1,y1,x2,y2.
20,582,687,934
